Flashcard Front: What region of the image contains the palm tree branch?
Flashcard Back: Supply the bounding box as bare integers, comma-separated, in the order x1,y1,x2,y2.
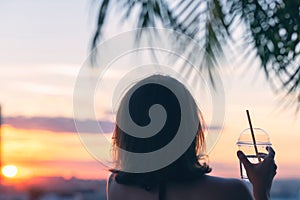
92,0,111,49
91,0,300,109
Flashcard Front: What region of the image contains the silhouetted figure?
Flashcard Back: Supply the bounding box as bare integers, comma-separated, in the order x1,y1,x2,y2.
107,75,277,200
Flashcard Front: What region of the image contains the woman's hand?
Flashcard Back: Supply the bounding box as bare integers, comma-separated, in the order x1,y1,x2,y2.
237,146,277,200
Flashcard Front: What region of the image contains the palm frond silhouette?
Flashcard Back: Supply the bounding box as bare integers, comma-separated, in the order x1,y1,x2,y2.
91,0,300,111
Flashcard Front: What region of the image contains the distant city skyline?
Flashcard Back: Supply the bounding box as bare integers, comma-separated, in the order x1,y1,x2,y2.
1,176,300,200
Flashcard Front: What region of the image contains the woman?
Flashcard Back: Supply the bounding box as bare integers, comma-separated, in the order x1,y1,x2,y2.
107,75,277,200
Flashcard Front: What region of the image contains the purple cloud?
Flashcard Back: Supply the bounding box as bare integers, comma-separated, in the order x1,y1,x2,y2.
3,116,114,133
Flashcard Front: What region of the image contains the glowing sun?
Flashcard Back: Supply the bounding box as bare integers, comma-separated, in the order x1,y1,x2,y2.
2,165,18,178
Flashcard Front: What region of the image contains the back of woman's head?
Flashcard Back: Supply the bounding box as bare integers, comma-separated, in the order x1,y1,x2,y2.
111,75,211,189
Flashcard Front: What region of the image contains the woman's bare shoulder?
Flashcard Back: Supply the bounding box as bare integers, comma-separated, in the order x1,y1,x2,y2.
165,175,253,200
196,175,253,200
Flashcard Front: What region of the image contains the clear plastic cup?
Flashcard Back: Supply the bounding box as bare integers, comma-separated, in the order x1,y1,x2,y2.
236,128,272,180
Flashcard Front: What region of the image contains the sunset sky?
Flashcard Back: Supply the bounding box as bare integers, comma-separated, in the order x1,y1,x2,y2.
0,0,299,184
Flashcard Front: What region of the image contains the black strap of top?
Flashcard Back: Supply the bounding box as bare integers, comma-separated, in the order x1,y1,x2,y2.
158,182,166,200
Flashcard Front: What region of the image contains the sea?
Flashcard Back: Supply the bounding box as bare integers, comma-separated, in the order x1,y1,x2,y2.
273,199,299,200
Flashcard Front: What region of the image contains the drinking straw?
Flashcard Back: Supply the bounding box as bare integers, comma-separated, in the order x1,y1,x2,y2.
246,110,262,163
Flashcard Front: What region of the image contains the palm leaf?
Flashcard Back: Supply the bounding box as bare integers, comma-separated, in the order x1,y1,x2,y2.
91,0,300,109
230,0,300,106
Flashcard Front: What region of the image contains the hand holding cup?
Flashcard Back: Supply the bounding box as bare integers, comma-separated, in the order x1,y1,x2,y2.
237,146,277,199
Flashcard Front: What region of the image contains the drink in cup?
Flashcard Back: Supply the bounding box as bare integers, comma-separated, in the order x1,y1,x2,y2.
236,128,271,180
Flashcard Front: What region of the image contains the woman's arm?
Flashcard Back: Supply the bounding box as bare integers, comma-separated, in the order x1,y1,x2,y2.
237,146,277,200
